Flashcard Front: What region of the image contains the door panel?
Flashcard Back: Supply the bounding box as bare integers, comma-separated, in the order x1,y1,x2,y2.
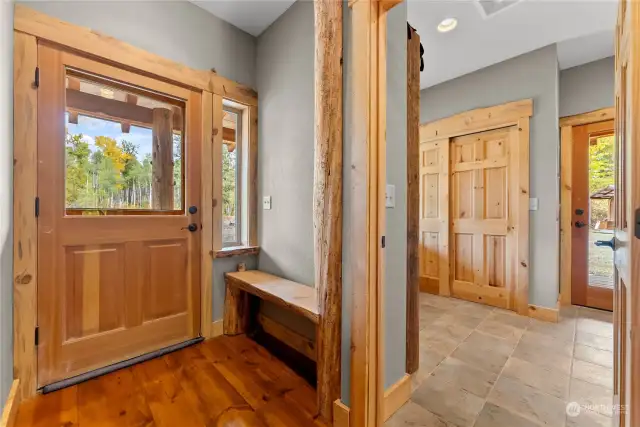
571,120,615,311
37,43,202,387
450,127,514,309
613,0,638,424
418,138,449,295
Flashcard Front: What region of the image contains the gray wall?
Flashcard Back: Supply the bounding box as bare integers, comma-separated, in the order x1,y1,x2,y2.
0,0,13,405
384,1,408,390
256,0,315,286
420,45,560,309
560,56,615,117
212,255,257,321
341,1,409,402
19,1,257,88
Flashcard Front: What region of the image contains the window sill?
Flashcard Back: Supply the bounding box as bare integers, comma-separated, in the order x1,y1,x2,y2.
212,246,260,259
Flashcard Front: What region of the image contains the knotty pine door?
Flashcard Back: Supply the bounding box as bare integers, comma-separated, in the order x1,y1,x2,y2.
419,126,527,311
37,43,202,387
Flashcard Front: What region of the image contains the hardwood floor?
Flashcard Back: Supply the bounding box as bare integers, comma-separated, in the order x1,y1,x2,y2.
15,335,326,427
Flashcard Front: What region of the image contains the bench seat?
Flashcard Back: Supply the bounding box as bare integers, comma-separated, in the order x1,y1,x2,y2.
225,270,319,324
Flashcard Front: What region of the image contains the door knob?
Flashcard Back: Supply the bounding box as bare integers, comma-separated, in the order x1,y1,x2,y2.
595,238,616,250
182,223,198,232
575,221,587,228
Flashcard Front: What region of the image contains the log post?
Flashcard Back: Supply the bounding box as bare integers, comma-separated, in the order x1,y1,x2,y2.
223,285,249,335
152,108,174,210
314,0,343,421
406,25,421,375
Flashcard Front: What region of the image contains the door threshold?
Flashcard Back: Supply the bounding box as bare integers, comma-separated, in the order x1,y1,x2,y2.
41,337,204,394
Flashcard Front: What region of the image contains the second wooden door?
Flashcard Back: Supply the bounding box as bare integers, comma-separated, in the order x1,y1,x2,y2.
449,127,519,309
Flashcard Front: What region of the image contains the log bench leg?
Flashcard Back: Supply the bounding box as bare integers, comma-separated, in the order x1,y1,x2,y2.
223,286,250,335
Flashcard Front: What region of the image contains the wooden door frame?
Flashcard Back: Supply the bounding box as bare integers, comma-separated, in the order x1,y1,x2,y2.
417,99,532,316
346,0,402,426
558,107,615,307
12,5,258,400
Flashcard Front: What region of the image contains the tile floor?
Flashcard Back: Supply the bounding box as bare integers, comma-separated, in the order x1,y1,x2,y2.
387,293,614,427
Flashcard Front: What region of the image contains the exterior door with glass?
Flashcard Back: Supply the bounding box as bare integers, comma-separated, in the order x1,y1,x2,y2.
36,43,202,387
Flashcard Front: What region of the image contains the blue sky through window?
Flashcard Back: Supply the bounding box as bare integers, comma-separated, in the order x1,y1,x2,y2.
66,114,153,161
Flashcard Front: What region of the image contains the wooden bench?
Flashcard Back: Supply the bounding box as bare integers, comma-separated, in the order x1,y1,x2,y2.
223,270,319,360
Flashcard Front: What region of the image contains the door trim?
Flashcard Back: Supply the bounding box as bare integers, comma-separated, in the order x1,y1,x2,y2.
12,9,256,399
558,107,615,307
418,99,532,316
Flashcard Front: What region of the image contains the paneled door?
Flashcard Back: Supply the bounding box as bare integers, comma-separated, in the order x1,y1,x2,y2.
612,0,638,424
37,43,202,387
418,138,449,296
449,127,519,309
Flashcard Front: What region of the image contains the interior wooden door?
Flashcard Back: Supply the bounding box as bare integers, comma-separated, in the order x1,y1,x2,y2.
37,43,202,387
449,127,518,309
571,120,615,311
612,0,638,424
418,138,449,296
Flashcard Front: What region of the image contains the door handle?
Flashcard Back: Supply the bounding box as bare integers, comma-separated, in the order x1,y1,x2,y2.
182,223,198,232
595,238,616,250
575,221,587,228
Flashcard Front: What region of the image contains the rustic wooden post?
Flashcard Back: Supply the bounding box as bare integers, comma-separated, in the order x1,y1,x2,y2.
152,108,174,210
314,0,343,421
223,285,249,335
406,25,420,375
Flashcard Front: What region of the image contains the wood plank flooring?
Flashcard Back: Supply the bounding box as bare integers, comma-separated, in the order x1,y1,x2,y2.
15,335,326,427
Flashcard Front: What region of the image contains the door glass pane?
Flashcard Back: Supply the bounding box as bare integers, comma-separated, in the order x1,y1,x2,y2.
222,110,240,245
64,69,185,215
588,134,615,289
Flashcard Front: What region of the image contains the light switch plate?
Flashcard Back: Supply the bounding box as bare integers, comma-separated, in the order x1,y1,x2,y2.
386,184,395,208
263,196,272,210
529,198,539,211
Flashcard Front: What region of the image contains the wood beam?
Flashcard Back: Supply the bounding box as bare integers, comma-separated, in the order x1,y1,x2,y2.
121,93,138,133
314,0,343,422
151,108,174,210
405,25,420,375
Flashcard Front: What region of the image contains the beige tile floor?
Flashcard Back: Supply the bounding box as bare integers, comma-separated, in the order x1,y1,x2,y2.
387,293,614,427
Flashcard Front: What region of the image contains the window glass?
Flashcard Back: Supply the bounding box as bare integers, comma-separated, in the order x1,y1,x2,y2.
64,70,184,214
222,110,240,245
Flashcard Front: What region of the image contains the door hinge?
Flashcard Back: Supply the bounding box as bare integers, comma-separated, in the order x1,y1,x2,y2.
35,327,39,346
35,197,40,217
381,235,386,248
34,67,40,88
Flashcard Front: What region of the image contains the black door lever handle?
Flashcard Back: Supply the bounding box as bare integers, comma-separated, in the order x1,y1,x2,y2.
595,238,615,250
575,221,587,228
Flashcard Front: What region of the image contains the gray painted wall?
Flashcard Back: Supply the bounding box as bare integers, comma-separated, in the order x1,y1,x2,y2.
420,45,561,308
19,1,257,88
256,0,315,286
0,0,13,405
384,1,408,390
342,1,409,401
560,56,615,117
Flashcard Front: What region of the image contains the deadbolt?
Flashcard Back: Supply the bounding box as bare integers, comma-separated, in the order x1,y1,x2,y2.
575,208,585,215
189,205,198,214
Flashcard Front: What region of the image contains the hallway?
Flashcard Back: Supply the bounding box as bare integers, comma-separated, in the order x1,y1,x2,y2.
388,294,613,427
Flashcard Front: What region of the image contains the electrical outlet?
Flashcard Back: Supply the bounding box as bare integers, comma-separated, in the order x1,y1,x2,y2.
263,196,272,210
385,184,396,208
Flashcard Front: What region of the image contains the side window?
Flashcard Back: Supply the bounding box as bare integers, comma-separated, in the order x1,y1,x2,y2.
222,108,242,246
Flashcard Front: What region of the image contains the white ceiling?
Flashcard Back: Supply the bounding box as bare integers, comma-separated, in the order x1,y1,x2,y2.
411,0,617,88
192,0,297,36
191,0,617,88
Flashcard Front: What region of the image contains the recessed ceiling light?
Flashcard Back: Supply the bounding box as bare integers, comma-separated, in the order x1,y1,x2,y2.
437,18,458,33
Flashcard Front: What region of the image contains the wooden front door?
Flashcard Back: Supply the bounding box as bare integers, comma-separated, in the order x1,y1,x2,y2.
612,0,638,424
37,43,202,387
570,120,615,311
449,127,519,309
